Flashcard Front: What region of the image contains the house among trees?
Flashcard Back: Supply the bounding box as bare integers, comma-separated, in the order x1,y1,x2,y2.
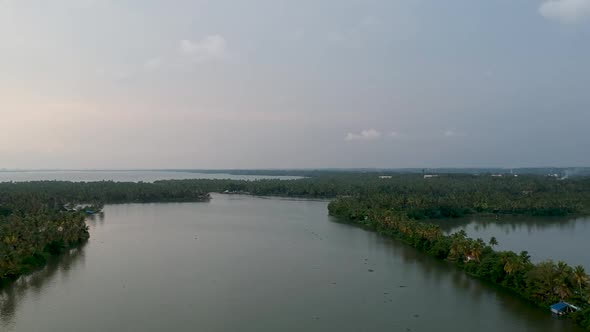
550,301,579,316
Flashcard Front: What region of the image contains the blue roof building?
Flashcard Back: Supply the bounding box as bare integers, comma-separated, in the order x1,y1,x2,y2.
550,301,579,315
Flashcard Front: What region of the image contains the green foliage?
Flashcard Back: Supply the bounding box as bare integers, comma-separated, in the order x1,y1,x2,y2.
573,308,590,330
0,180,212,281
2,173,590,328
0,206,89,280
328,187,590,330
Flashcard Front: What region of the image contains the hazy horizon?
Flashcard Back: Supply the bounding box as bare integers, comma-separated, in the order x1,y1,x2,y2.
1,166,588,172
2,0,589,169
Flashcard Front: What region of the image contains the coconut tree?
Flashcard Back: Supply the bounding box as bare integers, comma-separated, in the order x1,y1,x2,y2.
489,236,498,248
573,265,589,295
449,232,467,261
519,251,531,265
504,256,517,275
555,282,572,301
468,240,483,263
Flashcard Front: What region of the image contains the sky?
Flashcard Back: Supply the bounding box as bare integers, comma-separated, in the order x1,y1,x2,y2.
1,0,589,169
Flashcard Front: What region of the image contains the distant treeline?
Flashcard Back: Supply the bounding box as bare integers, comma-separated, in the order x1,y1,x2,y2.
0,181,211,205
2,174,590,329
159,174,590,217
317,174,590,218
170,167,590,178
0,181,210,282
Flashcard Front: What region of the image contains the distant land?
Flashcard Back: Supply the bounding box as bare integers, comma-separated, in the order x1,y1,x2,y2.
1,167,590,178
175,167,590,178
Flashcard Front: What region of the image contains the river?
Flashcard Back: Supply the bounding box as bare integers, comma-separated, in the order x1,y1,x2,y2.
0,194,582,332
439,215,590,271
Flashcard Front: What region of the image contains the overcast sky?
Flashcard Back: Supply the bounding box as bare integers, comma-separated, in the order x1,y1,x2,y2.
1,0,589,169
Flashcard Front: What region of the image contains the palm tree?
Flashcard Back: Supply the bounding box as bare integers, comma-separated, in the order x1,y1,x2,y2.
556,261,571,281
489,236,498,248
519,251,531,265
502,252,527,277
573,265,588,295
449,238,466,261
448,230,468,261
468,241,483,263
504,257,517,275
555,282,572,300
551,261,574,301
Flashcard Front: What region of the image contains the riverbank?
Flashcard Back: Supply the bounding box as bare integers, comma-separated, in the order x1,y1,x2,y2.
0,181,211,283
3,175,590,328
4,196,584,332
328,201,590,330
0,240,88,288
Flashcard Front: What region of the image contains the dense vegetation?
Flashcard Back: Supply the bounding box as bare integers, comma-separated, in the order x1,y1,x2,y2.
174,167,590,178
0,181,211,204
160,174,590,218
328,194,590,329
0,193,89,282
0,181,210,282
2,173,590,327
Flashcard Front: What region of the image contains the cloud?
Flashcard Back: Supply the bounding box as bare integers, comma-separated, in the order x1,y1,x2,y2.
113,71,131,80
345,129,382,141
360,15,382,27
95,67,134,81
326,16,382,48
179,35,228,62
292,29,305,41
443,130,466,137
539,0,590,23
144,57,163,71
387,131,404,139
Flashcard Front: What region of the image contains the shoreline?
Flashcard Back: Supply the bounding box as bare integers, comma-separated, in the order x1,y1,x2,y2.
328,206,590,330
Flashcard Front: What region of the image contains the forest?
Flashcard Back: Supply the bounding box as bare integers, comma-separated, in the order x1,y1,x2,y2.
0,193,89,283
2,174,590,327
161,173,590,218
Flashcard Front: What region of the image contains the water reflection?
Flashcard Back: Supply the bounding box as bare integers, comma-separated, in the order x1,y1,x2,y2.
359,229,579,331
435,215,582,233
0,245,87,329
432,215,590,270
87,211,106,225
1,200,585,332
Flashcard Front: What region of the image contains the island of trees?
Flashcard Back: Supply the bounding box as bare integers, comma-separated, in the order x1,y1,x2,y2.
1,173,589,328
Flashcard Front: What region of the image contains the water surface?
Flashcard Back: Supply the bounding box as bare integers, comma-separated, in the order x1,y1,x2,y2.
439,215,590,270
0,195,583,331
